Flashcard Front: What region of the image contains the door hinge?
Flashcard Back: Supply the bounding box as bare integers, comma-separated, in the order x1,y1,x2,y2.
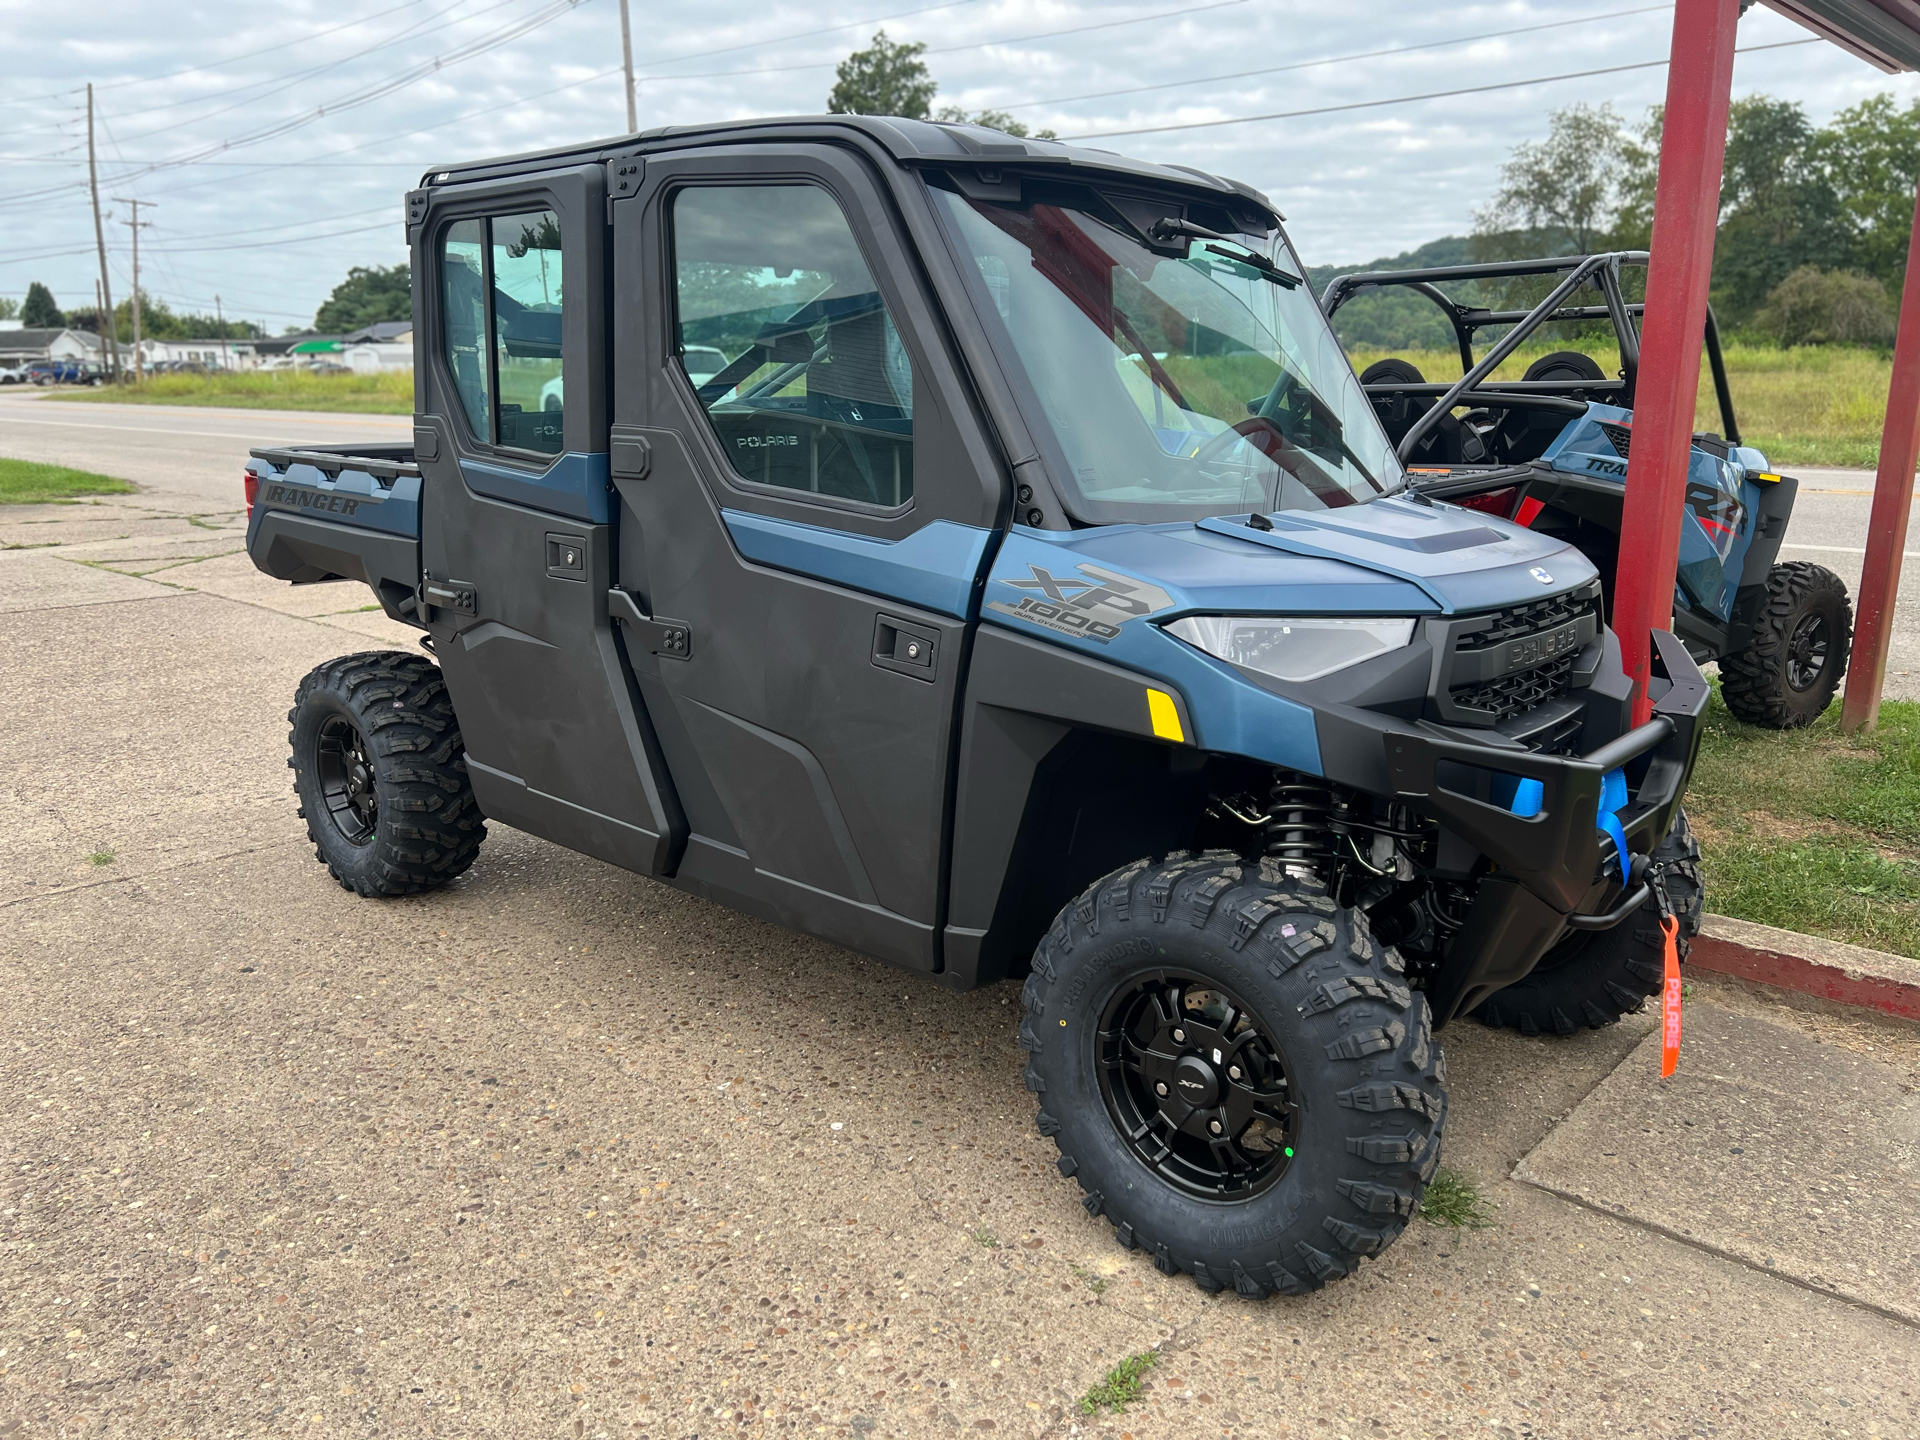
608,586,693,660
422,578,477,616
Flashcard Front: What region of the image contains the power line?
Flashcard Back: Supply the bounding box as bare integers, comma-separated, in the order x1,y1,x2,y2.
632,0,982,74
632,0,1249,86
114,0,530,140
1000,3,1674,112
0,0,587,208
1062,36,1823,140
0,0,439,107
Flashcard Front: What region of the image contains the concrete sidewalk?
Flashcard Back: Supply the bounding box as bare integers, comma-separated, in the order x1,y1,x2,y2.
3,491,1918,1438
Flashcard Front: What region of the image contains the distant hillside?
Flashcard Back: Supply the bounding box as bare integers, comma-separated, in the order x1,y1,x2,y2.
1303,236,1478,353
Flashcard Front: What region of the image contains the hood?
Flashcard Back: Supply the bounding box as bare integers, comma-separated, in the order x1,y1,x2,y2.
984,497,1595,645
1192,495,1597,614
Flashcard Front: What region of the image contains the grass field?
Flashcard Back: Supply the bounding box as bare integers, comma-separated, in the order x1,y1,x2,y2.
46,369,413,414
0,457,137,504
33,339,1904,469
1685,686,1920,958
1346,340,1893,470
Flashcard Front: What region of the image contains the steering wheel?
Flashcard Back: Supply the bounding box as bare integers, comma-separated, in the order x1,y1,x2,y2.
1189,415,1288,468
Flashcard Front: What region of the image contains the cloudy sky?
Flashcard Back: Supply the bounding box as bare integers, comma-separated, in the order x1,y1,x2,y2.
2,0,1914,334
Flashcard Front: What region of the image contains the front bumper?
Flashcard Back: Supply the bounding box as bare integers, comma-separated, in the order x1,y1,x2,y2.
1374,630,1709,1026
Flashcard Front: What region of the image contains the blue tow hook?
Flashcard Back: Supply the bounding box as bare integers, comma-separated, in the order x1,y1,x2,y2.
1597,767,1630,874
1503,769,1630,876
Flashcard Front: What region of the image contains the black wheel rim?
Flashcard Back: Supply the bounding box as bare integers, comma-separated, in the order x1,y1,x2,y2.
1096,970,1300,1201
316,715,379,846
1786,612,1832,692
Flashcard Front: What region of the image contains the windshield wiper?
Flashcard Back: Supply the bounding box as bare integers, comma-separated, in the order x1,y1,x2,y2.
1148,216,1302,289
1201,243,1300,290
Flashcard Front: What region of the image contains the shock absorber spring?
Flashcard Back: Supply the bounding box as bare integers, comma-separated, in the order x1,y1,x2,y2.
1264,770,1335,878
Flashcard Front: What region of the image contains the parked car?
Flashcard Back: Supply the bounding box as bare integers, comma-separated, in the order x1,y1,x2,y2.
0,363,26,385
27,359,103,386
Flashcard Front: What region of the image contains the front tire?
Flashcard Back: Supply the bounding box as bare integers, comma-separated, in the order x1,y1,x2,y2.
1021,852,1447,1297
288,651,486,897
1475,810,1703,1036
1721,562,1852,728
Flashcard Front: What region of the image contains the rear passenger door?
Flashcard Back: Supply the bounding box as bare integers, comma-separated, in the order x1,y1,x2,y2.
413,168,683,877
610,146,1004,971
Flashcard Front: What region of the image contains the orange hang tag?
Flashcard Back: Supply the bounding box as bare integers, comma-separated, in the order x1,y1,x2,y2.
1659,914,1682,1078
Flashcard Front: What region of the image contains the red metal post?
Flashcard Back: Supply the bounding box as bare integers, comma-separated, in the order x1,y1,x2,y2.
1839,172,1920,733
1614,0,1742,724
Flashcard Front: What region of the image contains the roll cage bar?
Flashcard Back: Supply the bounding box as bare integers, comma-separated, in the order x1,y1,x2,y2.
1319,251,1738,464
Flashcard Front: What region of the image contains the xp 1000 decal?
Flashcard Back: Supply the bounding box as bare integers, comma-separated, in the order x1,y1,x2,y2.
988,562,1174,644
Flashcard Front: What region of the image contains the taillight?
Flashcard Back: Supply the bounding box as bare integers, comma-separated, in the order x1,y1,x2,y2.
1455,487,1517,518
244,468,260,517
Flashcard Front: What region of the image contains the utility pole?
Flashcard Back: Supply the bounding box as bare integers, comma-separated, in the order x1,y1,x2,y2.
618,0,637,132
113,197,153,382
215,294,231,372
86,84,120,383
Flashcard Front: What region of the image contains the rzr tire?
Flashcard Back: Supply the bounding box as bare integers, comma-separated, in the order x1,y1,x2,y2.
1474,810,1703,1036
1720,562,1852,729
1021,852,1447,1298
288,650,486,897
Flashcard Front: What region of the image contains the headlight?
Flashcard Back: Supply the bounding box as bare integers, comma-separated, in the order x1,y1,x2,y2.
1165,615,1417,683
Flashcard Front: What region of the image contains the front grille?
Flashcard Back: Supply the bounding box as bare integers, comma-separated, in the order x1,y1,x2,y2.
1458,590,1598,652
1442,587,1601,727
1599,421,1632,458
1451,654,1575,722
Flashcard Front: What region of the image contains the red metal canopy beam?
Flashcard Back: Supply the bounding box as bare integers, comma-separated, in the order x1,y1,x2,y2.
1840,171,1920,732
1614,0,1743,724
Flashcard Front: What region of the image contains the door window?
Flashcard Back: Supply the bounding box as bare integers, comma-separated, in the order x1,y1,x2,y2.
671,184,914,507
437,208,566,456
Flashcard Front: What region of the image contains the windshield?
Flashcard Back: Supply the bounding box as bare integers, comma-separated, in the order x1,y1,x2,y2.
930,179,1401,524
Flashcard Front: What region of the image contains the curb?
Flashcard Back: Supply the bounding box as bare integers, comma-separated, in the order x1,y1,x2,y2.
1687,914,1920,1023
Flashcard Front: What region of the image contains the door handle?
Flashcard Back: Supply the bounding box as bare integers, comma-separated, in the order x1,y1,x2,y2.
608,586,693,660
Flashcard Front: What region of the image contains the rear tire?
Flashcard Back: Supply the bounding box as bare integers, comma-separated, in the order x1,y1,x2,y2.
1475,810,1702,1036
1021,852,1447,1297
1720,562,1852,729
288,651,486,897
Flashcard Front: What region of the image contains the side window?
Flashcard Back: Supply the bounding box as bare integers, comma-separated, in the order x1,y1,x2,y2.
671,184,914,507
441,219,489,439
437,208,565,457
491,210,563,453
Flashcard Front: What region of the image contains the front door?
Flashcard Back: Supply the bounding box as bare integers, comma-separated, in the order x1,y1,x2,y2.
610,146,1002,971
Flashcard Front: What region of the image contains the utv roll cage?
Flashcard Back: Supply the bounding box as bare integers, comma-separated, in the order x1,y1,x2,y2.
1318,251,1739,469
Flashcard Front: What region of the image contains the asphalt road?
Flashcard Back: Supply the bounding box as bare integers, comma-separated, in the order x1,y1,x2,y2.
2,394,1918,1435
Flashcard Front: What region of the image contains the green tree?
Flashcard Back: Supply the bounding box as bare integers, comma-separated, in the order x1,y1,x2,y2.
934,105,1057,141
1709,97,1846,324
1755,266,1895,346
0,296,17,321
828,30,937,118
313,262,412,332
1811,93,1920,287
1474,103,1631,254
21,281,62,329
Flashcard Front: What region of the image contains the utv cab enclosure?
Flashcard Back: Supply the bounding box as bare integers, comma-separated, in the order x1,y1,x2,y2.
245,117,1707,1299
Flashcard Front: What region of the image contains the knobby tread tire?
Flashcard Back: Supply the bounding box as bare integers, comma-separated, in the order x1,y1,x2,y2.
288,650,486,897
1720,561,1852,729
1021,851,1447,1298
1474,809,1702,1036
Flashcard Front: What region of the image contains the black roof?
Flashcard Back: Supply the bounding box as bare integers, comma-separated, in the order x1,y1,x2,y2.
421,114,1279,222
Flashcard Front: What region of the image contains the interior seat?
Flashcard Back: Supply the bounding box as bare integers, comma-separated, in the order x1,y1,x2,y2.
1359,357,1465,466
1496,350,1607,464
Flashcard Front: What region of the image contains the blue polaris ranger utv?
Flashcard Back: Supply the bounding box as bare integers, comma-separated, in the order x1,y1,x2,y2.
243,118,1706,1298
1322,251,1854,730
